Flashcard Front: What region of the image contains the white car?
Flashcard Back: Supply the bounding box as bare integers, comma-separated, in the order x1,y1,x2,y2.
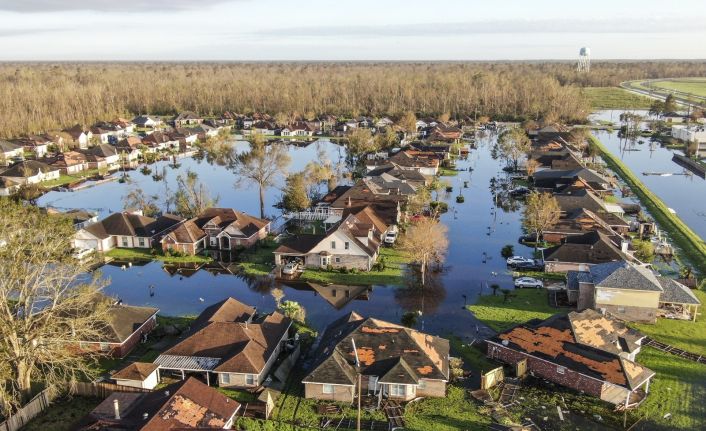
506,256,533,266
514,277,543,289
72,248,95,261
384,231,398,245
282,262,299,275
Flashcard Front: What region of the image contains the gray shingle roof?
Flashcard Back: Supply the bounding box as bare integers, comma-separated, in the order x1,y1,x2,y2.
658,278,701,305
594,263,663,292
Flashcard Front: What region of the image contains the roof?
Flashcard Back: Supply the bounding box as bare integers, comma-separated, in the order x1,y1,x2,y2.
274,234,325,255
543,231,626,265
174,111,202,121
99,304,159,344
85,143,118,158
195,208,269,238
490,313,654,390
555,189,607,214
162,219,206,244
304,312,450,386
155,298,291,375
112,362,159,381
77,377,240,430
0,140,22,153
657,277,701,305
85,212,182,239
1,160,58,178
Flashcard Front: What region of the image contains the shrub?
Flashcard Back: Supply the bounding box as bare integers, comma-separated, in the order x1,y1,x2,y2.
501,244,514,258
429,201,449,214
456,195,465,203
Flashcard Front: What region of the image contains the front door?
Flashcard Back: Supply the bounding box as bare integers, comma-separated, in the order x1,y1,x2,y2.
220,236,230,250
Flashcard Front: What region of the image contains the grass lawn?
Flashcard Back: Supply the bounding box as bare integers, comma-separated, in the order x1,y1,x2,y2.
237,240,278,277
22,396,100,431
300,247,408,286
648,78,706,98
403,385,491,431
582,87,653,110
439,166,459,176
40,168,107,188
466,289,559,332
448,335,499,374
105,247,213,264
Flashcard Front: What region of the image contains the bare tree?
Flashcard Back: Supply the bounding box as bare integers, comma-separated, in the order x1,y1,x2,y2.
523,192,561,248
525,158,540,177
174,169,219,218
0,200,110,412
123,185,160,217
231,133,291,219
398,218,449,285
399,111,418,138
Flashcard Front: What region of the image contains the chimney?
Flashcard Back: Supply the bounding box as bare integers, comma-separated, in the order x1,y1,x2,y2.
113,399,121,420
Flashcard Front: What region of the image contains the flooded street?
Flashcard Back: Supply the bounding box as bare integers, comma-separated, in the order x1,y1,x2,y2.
45,135,528,338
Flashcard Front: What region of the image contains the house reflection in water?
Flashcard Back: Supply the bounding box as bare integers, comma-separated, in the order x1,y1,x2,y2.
282,282,371,310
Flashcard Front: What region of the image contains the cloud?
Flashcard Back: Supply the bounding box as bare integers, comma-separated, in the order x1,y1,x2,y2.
0,0,236,13
0,28,62,38
252,18,706,38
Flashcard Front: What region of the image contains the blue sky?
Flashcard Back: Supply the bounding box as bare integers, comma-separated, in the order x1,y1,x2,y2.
1,0,706,60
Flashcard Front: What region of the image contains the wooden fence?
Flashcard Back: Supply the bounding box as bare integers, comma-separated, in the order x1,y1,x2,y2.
0,389,56,431
71,381,152,399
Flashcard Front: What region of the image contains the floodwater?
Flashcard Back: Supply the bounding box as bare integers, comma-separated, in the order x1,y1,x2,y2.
42,136,530,338
590,110,706,239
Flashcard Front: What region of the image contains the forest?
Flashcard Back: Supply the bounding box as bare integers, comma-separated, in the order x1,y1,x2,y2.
2,61,706,138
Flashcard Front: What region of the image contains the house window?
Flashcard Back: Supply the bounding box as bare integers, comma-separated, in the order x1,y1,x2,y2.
344,242,350,250
390,384,406,397
331,241,336,249
323,384,334,394
557,366,566,375
331,289,337,297
138,238,145,247
418,380,426,390
221,373,231,384
335,257,341,263
121,237,128,247
246,374,255,385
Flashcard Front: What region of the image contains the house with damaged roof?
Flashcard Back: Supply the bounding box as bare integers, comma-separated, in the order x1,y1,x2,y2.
72,211,183,252
303,312,450,402
487,309,654,408
533,167,614,196
365,150,440,176
154,297,292,388
567,261,701,323
273,212,382,271
542,230,630,273
76,377,240,430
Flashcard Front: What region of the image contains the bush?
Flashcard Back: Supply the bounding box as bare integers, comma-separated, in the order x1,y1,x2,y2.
446,186,453,193
429,201,449,214
456,195,465,203
501,244,514,258
633,239,655,262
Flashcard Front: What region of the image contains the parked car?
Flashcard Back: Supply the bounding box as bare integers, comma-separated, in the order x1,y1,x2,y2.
384,231,398,245
514,277,544,289
509,186,530,196
513,259,545,271
506,256,533,266
282,262,299,275
72,248,95,261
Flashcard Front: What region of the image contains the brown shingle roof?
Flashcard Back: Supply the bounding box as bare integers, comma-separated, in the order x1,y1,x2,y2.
111,362,159,381
195,208,269,238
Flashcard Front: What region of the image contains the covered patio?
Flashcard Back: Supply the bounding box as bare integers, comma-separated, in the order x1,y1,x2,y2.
153,354,220,386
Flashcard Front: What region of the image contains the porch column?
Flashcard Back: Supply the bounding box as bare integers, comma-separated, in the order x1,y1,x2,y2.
206,372,210,386
181,369,185,380
645,378,650,394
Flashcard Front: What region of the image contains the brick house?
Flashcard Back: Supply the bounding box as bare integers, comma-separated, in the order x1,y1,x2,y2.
487,310,654,408
273,212,382,271
154,297,292,388
191,208,271,251
160,219,207,255
77,302,159,358
303,312,450,402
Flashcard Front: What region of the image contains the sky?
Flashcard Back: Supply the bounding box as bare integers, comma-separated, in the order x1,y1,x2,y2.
1,0,706,61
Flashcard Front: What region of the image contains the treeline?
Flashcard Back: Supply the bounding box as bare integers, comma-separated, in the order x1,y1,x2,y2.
1,61,705,138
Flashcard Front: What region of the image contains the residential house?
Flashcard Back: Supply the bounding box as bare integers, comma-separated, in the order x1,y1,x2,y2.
48,151,88,175
115,136,143,163
173,111,203,127
194,208,270,251
76,300,159,358
543,230,629,273
111,362,160,390
365,164,430,188
487,310,654,407
82,143,120,170
142,131,177,151
91,123,121,145
273,213,381,271
0,140,24,166
567,261,701,323
428,124,463,142
542,208,630,243
132,115,163,128
76,377,241,430
375,117,394,128
281,121,315,137
161,219,207,255
46,207,98,230
555,189,624,216
193,123,220,140
19,135,51,158
251,121,278,136
533,168,613,195
303,312,450,402
0,177,20,196
0,160,60,185
367,150,440,176
154,297,292,388
62,124,92,149
72,211,183,252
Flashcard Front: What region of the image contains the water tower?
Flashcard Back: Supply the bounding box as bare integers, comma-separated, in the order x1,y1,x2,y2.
577,47,591,72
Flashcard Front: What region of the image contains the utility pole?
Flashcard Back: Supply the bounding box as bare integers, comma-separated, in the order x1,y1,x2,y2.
352,338,361,431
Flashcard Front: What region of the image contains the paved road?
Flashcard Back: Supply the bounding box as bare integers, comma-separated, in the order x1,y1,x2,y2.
620,80,706,111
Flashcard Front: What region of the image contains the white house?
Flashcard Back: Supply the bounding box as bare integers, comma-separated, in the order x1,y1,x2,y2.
0,141,24,166
72,212,183,252
0,160,60,185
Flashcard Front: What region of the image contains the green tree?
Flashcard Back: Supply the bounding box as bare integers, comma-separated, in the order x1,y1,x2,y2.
346,127,376,157
231,133,291,219
663,93,677,114
498,127,531,171
399,111,418,137
279,300,306,323
281,172,311,212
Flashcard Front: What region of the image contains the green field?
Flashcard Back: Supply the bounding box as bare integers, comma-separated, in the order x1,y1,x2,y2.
647,78,706,98
466,288,558,332
582,87,653,109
